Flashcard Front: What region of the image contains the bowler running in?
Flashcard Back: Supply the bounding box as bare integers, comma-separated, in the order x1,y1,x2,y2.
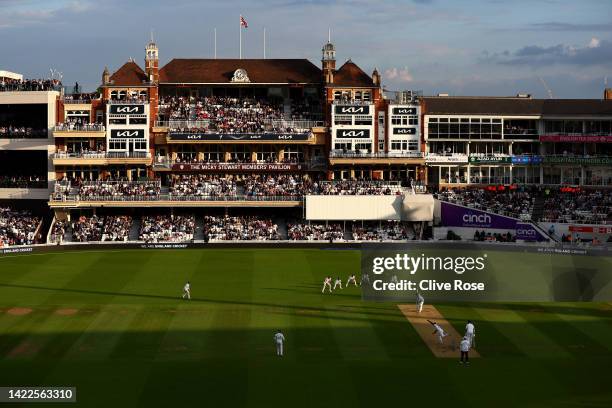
428,320,449,344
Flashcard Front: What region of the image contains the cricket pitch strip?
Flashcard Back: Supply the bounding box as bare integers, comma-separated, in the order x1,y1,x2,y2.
398,304,480,358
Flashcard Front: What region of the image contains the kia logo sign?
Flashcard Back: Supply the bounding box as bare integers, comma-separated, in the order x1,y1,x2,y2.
392,128,417,135
334,105,370,115
336,129,371,138
462,213,491,225
110,129,145,139
392,107,416,115
109,104,145,115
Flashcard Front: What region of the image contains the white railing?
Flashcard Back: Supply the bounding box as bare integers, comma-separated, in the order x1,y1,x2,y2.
330,149,424,158
54,151,151,159
55,123,105,132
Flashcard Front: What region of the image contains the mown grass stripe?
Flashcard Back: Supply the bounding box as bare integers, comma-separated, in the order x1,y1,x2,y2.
473,306,572,358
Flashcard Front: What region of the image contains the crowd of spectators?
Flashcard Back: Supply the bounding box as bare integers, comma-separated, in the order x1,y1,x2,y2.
436,188,535,219
0,175,47,188
55,121,105,131
244,175,314,197
78,180,161,199
473,230,515,242
352,221,413,241
72,215,132,242
287,223,344,241
139,215,195,242
160,96,288,133
170,175,237,197
0,78,62,92
50,220,68,244
541,190,611,224
317,180,402,195
203,216,280,240
0,126,47,138
0,207,41,246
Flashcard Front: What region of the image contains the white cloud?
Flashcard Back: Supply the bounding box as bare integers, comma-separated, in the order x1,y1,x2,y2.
384,67,413,82
588,37,601,48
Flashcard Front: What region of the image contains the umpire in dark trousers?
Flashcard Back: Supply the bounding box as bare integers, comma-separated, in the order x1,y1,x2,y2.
460,336,471,364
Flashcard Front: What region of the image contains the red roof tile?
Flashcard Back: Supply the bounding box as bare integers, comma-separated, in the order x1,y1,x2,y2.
109,61,149,86
159,59,322,84
333,60,375,88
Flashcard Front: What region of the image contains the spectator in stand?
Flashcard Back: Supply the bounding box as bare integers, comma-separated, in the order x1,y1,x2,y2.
72,215,132,242
0,78,62,92
287,223,344,241
436,187,535,219
0,207,41,247
139,215,195,243
352,221,415,241
541,189,611,225
203,216,279,240
170,175,236,197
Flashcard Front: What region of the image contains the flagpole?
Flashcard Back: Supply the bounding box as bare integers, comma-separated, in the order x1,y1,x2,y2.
239,16,242,59
263,27,266,59
214,28,217,59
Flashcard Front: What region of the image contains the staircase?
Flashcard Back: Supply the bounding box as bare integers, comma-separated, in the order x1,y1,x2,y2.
128,218,141,241
283,99,292,120
531,195,546,222
193,218,205,241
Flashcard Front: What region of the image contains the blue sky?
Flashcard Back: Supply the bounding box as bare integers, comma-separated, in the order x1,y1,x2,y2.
1,0,611,97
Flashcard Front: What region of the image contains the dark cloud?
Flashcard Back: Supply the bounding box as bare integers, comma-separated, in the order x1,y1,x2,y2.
526,22,612,32
483,39,612,67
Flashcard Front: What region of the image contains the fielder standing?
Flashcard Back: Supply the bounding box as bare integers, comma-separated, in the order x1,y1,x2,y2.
465,320,476,346
333,277,343,290
182,281,191,300
274,330,286,357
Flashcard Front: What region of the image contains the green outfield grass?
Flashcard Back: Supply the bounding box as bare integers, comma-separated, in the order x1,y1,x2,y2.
0,248,611,407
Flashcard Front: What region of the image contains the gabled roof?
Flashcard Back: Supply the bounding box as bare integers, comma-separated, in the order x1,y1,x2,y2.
159,59,322,84
422,96,612,116
108,61,149,87
332,60,375,88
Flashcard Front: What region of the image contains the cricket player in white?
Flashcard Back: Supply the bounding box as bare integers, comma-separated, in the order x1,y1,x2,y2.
430,321,448,344
274,330,286,356
465,320,476,346
416,291,424,313
460,336,471,364
333,277,343,290
360,273,370,286
182,281,191,300
322,276,332,293
346,274,358,287
390,275,399,284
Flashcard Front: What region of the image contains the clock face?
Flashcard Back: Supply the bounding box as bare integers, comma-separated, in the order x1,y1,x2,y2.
231,69,250,83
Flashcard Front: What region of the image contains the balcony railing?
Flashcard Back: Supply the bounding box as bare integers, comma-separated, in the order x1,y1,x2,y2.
158,119,323,132
329,150,424,159
107,99,149,104
50,193,303,203
331,100,372,106
54,151,151,159
55,123,105,132
0,130,48,139
152,157,327,170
